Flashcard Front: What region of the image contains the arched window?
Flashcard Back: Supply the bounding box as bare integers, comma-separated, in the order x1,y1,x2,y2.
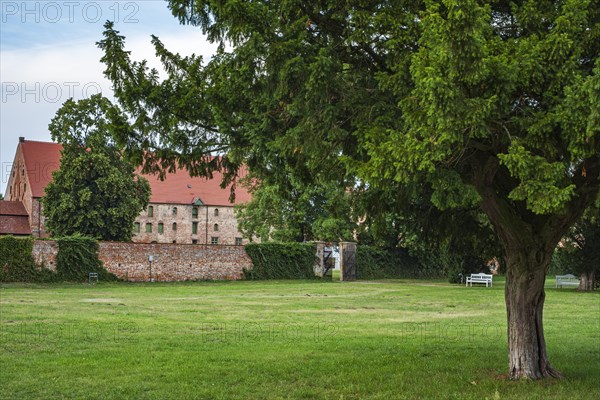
213,224,219,232
172,222,177,231
214,208,219,217
158,223,164,234
173,207,178,215
192,207,199,218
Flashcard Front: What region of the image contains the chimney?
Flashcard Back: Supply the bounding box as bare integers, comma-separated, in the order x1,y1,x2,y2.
19,137,25,143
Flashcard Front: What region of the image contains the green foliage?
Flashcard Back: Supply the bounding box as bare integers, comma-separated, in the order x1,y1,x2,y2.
0,236,39,282
0,236,56,282
236,182,355,243
356,246,425,279
552,204,600,288
56,235,118,282
43,95,151,241
243,243,318,280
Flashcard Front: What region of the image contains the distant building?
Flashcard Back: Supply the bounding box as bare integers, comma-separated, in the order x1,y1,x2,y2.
4,137,252,245
0,200,31,236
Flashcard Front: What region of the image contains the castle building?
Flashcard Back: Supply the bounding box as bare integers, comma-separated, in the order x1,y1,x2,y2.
3,137,251,245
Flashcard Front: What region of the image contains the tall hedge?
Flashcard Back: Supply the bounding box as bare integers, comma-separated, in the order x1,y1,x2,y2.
357,246,427,279
56,235,117,282
244,243,318,279
0,236,39,282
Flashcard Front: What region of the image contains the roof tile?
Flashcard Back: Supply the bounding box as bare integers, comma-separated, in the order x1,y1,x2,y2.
19,140,250,206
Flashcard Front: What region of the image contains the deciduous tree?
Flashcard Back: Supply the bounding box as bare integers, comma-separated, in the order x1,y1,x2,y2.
43,95,150,241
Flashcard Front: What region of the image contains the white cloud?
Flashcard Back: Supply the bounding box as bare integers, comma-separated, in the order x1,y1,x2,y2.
0,22,217,195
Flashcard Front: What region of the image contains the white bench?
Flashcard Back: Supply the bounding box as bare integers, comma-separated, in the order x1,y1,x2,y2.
466,273,493,287
556,274,580,288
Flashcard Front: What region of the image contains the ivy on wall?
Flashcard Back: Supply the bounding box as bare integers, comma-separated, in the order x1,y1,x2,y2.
0,236,40,282
56,234,118,282
244,243,318,280
0,234,117,282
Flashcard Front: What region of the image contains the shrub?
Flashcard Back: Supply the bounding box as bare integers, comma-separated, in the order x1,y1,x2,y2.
0,236,39,282
244,243,318,279
357,246,424,279
56,234,118,282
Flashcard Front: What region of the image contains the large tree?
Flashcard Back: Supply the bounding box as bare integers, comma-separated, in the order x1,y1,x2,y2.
43,95,151,241
97,0,599,379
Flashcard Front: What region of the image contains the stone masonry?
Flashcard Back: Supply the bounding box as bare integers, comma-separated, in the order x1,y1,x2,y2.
133,204,245,245
32,240,252,281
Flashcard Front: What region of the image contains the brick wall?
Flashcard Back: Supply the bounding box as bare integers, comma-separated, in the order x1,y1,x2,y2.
32,240,252,281
32,240,58,270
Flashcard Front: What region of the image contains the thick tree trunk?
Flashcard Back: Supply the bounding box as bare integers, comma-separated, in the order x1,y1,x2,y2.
505,247,562,380
471,154,599,380
578,270,596,291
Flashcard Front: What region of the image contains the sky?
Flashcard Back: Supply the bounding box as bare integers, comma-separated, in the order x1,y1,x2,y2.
0,0,219,196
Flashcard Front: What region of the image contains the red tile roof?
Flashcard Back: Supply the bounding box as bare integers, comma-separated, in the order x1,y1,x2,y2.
0,200,29,216
20,140,62,198
19,140,250,206
0,201,31,235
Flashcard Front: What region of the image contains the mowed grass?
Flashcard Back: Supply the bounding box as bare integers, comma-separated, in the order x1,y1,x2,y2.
0,277,598,400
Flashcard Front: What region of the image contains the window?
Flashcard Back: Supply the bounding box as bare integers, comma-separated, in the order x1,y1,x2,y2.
148,206,154,217
146,223,152,233
192,222,198,234
158,223,164,234
235,237,243,246
173,207,178,215
211,237,219,245
192,239,198,244
214,208,219,217
192,207,198,218
134,222,140,234
213,224,219,232
172,222,177,231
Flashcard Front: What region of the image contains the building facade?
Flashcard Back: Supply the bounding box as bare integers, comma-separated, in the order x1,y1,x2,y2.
4,138,251,245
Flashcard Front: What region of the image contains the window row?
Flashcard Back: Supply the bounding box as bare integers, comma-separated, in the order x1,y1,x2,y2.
134,222,220,234
147,206,220,218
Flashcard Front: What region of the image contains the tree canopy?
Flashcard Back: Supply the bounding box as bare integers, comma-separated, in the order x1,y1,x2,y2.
96,0,599,379
43,95,151,241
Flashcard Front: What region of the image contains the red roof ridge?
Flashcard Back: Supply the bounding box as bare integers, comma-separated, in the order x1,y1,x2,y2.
16,140,251,206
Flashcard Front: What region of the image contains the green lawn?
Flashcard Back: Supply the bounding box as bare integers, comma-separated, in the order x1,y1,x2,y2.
1,277,598,399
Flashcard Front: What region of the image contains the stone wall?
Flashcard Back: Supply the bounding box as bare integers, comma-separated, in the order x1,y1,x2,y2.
32,240,252,281
32,240,57,270
133,204,246,246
